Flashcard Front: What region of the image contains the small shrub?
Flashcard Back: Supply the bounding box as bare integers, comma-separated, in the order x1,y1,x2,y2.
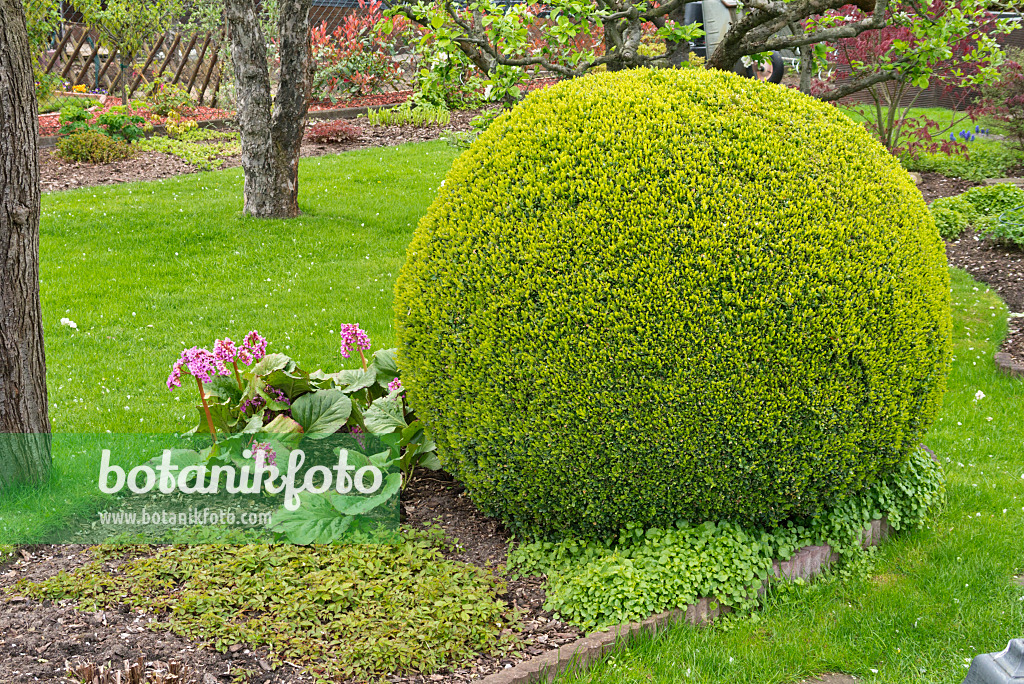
96,110,148,143
306,118,361,143
395,68,951,540
55,130,133,163
138,77,196,117
164,110,198,138
368,102,450,127
57,103,97,137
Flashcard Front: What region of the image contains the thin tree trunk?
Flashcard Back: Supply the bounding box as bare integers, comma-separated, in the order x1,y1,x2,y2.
0,0,52,492
225,0,311,219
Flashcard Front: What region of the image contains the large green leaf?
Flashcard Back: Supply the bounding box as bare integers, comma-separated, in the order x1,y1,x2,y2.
363,397,407,435
372,348,399,386
262,368,312,399
252,353,294,376
329,472,401,515
291,390,352,440
203,374,243,404
340,365,378,394
261,414,304,453
269,493,355,544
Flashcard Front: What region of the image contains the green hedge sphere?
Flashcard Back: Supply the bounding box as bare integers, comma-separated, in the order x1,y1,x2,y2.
394,68,951,540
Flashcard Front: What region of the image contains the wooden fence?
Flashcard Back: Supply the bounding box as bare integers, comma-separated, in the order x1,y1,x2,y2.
39,23,226,107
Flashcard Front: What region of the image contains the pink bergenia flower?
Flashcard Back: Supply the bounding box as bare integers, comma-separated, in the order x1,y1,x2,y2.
213,337,238,363
388,377,402,393
339,324,371,359
242,330,268,363
166,346,229,390
248,441,277,468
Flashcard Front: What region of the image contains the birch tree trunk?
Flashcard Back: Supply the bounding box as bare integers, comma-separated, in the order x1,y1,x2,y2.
0,0,52,492
225,0,312,218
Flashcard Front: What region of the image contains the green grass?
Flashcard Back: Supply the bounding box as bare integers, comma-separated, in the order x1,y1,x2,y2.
0,141,458,544
559,268,1024,684
838,104,1021,180
5,135,1024,683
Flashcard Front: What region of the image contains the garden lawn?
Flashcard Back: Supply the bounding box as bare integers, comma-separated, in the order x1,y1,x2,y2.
837,105,1021,180
559,268,1024,684
0,141,458,544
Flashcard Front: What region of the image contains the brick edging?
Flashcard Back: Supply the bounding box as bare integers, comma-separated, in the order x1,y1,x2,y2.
994,352,1024,378
482,517,892,684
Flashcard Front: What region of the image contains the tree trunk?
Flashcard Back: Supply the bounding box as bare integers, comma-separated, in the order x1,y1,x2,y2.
225,0,312,219
0,0,52,492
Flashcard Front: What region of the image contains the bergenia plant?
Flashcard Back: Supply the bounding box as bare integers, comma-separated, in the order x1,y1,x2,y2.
167,329,269,440
339,323,371,368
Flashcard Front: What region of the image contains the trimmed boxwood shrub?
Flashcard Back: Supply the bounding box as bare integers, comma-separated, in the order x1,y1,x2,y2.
394,68,951,540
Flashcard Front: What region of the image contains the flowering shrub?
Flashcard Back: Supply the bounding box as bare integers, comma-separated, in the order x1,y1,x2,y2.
160,325,439,542
310,0,406,102
306,119,361,143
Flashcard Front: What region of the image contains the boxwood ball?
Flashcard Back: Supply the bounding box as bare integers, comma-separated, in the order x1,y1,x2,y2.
394,68,951,539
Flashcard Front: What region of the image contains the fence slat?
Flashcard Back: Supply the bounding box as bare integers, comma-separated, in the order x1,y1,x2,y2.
129,35,166,97
95,47,119,90
185,32,212,93
170,34,199,85
58,29,90,79
197,50,219,106
154,33,183,81
44,27,73,73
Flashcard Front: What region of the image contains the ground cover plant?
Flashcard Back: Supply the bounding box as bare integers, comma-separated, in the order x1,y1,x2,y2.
931,183,1024,241
557,268,1024,684
13,529,518,681
0,141,458,545
396,68,951,540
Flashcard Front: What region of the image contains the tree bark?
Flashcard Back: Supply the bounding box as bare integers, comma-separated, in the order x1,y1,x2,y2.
0,0,52,492
225,0,312,219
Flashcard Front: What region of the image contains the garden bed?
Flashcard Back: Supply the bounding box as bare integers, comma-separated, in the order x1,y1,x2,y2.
0,470,581,684
39,110,482,192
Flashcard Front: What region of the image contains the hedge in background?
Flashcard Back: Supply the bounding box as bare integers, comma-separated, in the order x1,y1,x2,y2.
395,68,951,540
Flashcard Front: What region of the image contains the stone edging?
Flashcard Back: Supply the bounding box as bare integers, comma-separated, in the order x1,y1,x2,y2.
481,517,892,684
994,352,1024,378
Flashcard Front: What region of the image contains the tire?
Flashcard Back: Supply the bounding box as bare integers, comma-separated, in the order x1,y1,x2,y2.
735,52,786,84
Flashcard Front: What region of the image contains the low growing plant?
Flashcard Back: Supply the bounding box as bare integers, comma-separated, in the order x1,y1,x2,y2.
508,447,945,630
930,183,1024,240
11,531,518,681
134,133,241,170
306,118,362,143
368,101,451,127
55,130,134,163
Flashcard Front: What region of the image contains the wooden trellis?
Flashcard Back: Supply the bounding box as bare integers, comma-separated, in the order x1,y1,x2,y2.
39,23,227,107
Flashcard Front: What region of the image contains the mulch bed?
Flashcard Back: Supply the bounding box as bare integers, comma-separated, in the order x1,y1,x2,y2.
0,470,579,684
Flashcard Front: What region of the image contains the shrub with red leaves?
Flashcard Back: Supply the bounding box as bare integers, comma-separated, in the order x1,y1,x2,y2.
974,50,1024,156
306,119,362,144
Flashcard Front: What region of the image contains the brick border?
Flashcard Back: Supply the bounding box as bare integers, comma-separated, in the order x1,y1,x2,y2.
994,352,1024,378
481,517,892,684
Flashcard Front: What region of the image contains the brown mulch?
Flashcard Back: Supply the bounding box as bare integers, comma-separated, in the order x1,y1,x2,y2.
0,471,579,684
945,232,1024,365
39,110,483,194
915,171,978,203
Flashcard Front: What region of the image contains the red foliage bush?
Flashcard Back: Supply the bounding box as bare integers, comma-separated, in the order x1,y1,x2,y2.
305,119,362,143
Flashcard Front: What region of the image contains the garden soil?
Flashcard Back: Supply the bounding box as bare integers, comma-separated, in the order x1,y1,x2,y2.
0,470,581,684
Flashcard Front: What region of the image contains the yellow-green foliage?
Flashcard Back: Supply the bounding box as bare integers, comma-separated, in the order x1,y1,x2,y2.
394,69,951,540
